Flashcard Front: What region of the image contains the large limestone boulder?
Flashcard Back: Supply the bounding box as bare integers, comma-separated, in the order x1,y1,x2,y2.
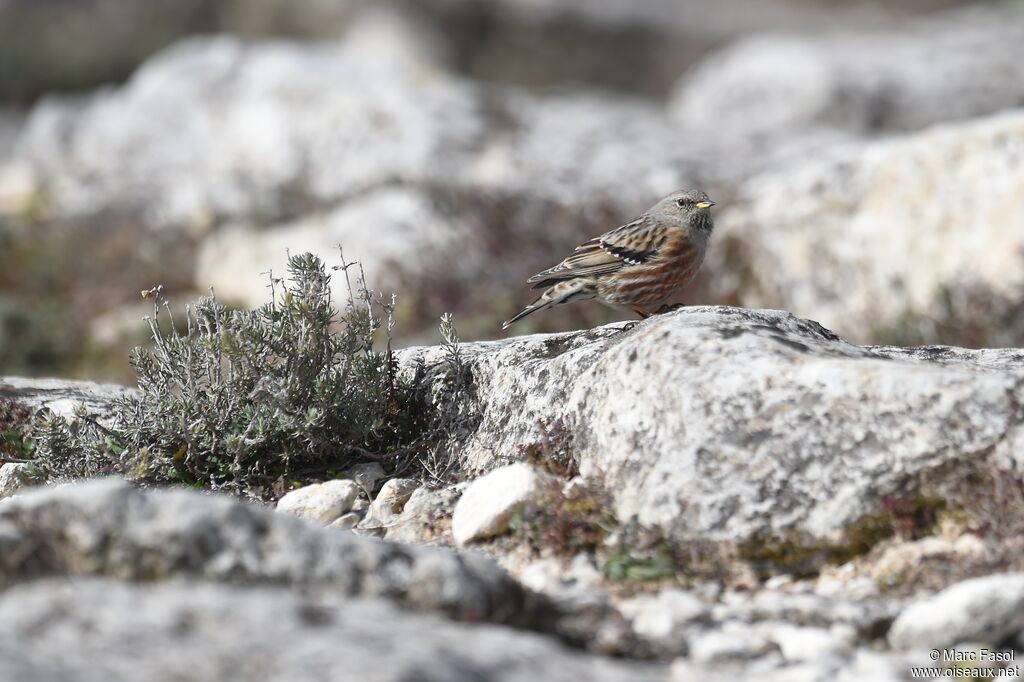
402,306,1024,547
709,110,1024,345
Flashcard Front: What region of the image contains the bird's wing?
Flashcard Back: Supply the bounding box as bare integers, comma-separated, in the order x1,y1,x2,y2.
596,217,666,265
527,217,664,288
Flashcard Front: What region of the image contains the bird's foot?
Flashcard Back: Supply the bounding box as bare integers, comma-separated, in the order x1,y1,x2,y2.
618,320,639,333
655,303,686,315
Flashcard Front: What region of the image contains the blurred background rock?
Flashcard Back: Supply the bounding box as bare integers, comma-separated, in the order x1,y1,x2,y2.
0,0,1022,382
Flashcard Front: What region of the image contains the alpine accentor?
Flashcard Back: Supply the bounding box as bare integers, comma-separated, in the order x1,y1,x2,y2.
503,189,715,329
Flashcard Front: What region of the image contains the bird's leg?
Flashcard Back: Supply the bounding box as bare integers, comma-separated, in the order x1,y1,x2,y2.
630,305,651,319
655,303,686,314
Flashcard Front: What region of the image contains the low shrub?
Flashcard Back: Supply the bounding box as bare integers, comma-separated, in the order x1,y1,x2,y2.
29,251,472,499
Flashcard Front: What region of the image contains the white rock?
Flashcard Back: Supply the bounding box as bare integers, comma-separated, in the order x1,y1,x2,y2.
712,587,899,638
829,623,859,649
763,575,793,591
565,554,603,591
517,554,604,594
686,584,720,606
345,462,386,497
836,650,913,682
365,478,420,525
518,558,564,594
819,576,878,602
0,463,33,500
672,37,840,139
196,187,474,310
327,512,361,531
620,589,707,645
384,485,460,545
339,3,451,71
672,653,851,682
889,573,1024,650
16,36,484,230
688,624,774,664
451,463,553,546
766,623,847,662
814,576,850,599
41,399,82,422
275,480,359,525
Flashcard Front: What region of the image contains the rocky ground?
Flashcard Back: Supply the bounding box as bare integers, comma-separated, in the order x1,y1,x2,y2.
4,307,1024,680
2,1,1024,679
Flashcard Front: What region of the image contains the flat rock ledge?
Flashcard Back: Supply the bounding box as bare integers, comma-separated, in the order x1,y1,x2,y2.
0,376,131,425
403,306,1024,550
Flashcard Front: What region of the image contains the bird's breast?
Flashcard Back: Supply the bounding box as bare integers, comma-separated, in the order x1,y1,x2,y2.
598,233,705,306
655,231,705,284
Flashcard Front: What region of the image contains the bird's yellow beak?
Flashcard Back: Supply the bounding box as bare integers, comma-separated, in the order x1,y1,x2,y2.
695,201,715,210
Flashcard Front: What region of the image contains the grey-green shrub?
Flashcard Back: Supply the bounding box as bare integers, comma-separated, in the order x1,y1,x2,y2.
30,252,471,498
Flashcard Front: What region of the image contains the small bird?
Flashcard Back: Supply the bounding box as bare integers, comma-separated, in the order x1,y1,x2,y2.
503,189,716,329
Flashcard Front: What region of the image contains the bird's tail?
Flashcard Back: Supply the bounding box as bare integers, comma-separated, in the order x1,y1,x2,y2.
502,281,595,330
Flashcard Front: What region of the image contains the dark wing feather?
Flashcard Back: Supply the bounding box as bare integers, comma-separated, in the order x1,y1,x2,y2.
527,217,663,289
527,240,622,288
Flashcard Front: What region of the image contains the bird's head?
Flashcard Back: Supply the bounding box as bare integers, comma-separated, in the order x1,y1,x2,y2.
653,189,716,233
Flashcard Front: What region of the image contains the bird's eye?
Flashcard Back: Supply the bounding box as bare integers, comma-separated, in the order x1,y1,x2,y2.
675,198,688,208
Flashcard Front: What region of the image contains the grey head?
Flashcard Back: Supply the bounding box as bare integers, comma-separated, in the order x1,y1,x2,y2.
646,189,716,234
